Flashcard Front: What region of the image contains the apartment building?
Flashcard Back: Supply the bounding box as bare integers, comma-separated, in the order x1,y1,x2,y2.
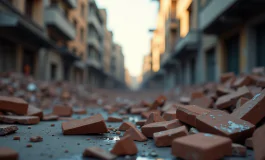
142,54,152,81
0,0,52,78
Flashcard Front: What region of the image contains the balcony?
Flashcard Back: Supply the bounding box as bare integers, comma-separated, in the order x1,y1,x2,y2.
86,58,102,70
44,6,75,40
87,36,102,54
88,13,104,37
174,29,198,57
65,0,77,9
200,0,265,34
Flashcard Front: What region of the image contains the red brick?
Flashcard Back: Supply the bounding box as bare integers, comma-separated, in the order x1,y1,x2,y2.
232,90,265,125
141,110,161,119
220,72,235,83
196,110,255,143
52,106,73,117
144,112,165,125
27,105,43,119
172,133,232,160
118,122,135,131
136,120,146,127
176,105,210,127
162,110,176,121
62,114,108,135
141,119,183,138
83,147,116,160
0,115,40,125
123,127,147,142
150,95,167,110
107,116,123,122
0,147,18,160
110,135,138,155
161,102,177,112
235,97,249,109
154,126,188,147
245,137,253,149
190,96,213,108
232,76,253,88
191,91,204,100
253,125,265,160
216,86,234,97
0,125,18,136
0,96,28,115
232,143,246,157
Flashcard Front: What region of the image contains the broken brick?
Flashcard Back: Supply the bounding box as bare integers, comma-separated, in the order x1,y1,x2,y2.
30,136,43,142
62,114,108,135
110,135,138,155
13,136,20,140
172,133,232,160
52,106,73,117
235,97,249,109
190,96,213,108
0,147,18,160
253,125,265,160
123,126,147,142
196,110,255,143
27,105,43,119
118,122,136,131
162,110,176,121
0,96,28,115
220,72,235,83
141,110,161,119
245,137,253,149
232,90,265,125
161,103,177,112
154,126,188,147
0,115,40,125
141,119,183,138
150,95,167,110
232,76,253,88
176,105,210,127
83,147,116,160
107,116,123,122
136,120,146,127
42,115,59,121
73,108,87,114
216,86,234,97
232,143,246,157
0,125,18,136
191,91,205,100
144,112,165,125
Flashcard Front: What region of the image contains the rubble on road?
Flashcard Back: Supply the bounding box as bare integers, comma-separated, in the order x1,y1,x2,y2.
110,135,138,155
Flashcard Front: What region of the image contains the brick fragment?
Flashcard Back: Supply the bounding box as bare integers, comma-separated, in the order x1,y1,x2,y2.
150,95,167,110
0,147,18,160
235,97,249,109
176,105,210,127
232,76,253,88
191,91,204,100
62,114,108,135
30,136,43,142
162,110,176,121
42,115,59,121
83,147,116,160
253,125,265,160
52,106,73,117
123,127,147,142
144,112,165,125
136,120,146,127
118,122,136,131
196,110,255,143
141,119,183,138
107,116,123,122
245,137,253,149
220,72,235,83
190,96,213,108
0,96,28,115
154,126,188,147
172,133,232,160
161,103,177,112
216,86,234,97
141,110,161,119
110,135,138,155
232,143,246,157
0,125,18,136
0,115,40,125
73,108,87,114
13,136,20,140
232,90,265,125
27,105,43,119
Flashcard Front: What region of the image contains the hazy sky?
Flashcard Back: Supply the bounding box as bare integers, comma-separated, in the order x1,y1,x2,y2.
96,0,158,77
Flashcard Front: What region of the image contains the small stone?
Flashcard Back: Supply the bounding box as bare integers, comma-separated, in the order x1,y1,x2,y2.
13,136,20,140
30,136,43,142
50,124,55,127
28,126,31,129
64,150,69,153
26,144,32,148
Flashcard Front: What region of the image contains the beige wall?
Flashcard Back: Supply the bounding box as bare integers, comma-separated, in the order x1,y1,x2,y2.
103,30,112,73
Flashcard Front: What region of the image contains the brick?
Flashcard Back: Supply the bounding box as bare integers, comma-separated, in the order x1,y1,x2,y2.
118,122,136,131
245,137,253,149
220,72,235,83
154,126,188,147
162,110,176,121
235,97,249,109
0,96,28,115
224,77,236,88
27,105,43,119
161,102,177,112
253,76,265,87
150,95,167,110
232,90,265,125
216,86,234,97
0,147,18,160
52,106,73,117
191,91,204,100
83,147,116,160
172,133,232,160
62,114,108,135
252,67,265,76
110,135,138,155
215,86,253,109
136,120,146,127
141,119,183,138
232,143,247,157
123,126,147,142
144,112,165,125
0,125,18,136
130,107,148,114
73,108,87,114
107,116,123,122
196,110,255,143
0,115,40,125
141,110,161,119
190,96,213,108
232,76,253,88
253,125,265,160
42,115,58,121
248,86,262,96
176,105,210,127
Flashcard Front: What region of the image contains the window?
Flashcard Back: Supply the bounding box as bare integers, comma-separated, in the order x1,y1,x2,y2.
73,19,77,34
81,3,85,18
25,0,34,18
80,28,84,42
51,63,57,80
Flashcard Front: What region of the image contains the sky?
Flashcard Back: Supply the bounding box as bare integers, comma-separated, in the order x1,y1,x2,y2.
96,0,158,77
